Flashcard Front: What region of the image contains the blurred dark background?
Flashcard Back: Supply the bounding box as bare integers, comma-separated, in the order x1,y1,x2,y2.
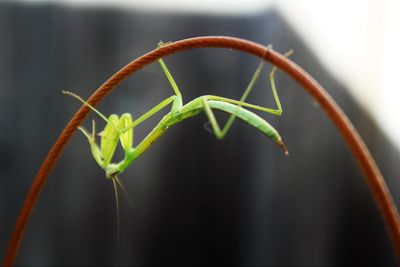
1,2,400,266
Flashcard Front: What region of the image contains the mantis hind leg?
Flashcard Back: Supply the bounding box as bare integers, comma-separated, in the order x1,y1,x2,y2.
202,60,277,139
201,97,231,140
206,49,293,137
220,60,269,135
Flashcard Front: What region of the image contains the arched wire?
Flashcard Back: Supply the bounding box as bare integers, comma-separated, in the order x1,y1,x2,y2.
4,36,400,266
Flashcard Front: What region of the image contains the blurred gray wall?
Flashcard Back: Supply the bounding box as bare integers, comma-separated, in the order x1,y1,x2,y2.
1,2,400,266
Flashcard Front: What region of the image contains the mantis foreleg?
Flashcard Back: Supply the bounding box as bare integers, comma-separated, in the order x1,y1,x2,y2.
78,120,104,168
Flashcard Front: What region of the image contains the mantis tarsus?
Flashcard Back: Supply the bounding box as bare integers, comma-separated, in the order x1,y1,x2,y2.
63,44,290,241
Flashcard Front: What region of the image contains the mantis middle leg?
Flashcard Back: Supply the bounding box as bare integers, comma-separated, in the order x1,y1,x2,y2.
118,57,185,132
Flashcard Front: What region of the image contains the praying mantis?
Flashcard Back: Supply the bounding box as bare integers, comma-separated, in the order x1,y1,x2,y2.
63,43,290,241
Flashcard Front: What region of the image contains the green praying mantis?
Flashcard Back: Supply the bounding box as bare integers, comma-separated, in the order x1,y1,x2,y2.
63,43,291,241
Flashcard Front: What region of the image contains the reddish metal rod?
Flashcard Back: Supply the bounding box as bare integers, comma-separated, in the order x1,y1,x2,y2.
4,36,400,266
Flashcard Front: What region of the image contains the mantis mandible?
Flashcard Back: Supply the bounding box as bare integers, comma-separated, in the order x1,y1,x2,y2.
63,43,290,241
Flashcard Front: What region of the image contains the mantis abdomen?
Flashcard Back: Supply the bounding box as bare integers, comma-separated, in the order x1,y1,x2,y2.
207,100,281,143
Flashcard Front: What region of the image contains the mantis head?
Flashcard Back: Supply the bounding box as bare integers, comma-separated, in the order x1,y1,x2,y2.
77,113,134,180
105,164,120,179
62,90,135,179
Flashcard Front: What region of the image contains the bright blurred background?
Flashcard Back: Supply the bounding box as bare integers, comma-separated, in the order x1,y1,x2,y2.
1,0,400,266
21,0,400,150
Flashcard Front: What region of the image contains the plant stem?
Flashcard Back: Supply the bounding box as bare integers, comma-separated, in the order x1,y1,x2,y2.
3,36,400,266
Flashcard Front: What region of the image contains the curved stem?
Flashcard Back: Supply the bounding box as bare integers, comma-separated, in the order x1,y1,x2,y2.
4,36,400,266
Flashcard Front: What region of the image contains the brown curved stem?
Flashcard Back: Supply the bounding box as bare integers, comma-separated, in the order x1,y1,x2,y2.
4,36,400,266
